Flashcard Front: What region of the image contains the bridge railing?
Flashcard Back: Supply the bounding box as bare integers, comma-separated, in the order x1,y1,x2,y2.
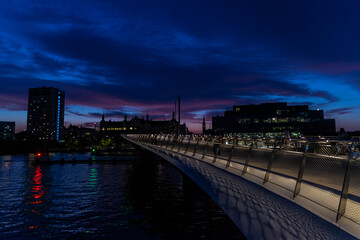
128,134,360,225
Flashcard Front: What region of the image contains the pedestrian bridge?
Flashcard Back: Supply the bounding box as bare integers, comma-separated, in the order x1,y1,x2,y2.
124,134,360,239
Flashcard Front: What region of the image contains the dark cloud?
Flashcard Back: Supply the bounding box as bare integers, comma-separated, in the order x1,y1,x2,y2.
326,107,354,116
311,91,338,104
88,110,127,119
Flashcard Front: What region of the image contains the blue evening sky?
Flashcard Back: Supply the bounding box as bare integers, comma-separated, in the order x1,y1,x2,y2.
0,0,360,133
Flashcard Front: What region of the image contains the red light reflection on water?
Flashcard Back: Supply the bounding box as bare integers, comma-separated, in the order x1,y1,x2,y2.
32,166,44,200
28,166,44,230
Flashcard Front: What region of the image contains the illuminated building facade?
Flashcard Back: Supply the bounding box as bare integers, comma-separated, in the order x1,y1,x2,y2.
212,102,336,137
0,121,15,140
27,87,65,141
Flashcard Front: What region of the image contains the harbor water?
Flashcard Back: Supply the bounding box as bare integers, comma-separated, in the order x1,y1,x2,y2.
0,152,245,239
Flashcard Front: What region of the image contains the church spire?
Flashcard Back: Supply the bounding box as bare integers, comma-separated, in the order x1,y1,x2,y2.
202,116,206,135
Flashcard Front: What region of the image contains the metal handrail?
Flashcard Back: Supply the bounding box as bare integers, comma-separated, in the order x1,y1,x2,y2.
129,134,360,224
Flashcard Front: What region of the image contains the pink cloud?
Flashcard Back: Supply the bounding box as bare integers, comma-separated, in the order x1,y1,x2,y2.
304,62,360,74
0,94,28,111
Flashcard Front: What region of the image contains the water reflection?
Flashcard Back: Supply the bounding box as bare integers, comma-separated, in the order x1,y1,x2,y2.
32,166,44,201
88,167,98,189
87,166,99,222
27,166,44,230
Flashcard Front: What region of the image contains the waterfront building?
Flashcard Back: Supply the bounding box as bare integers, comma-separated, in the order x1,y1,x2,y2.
27,87,65,141
64,125,99,145
212,102,336,137
100,113,187,136
0,121,15,140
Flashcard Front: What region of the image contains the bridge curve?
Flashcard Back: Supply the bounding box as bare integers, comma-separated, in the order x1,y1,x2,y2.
124,134,360,240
